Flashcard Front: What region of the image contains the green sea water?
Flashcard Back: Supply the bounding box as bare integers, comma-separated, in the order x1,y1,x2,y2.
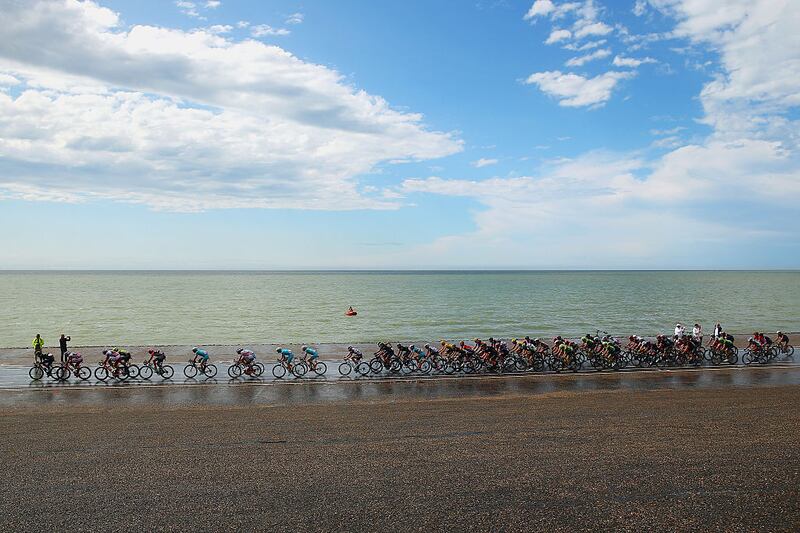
0,271,797,347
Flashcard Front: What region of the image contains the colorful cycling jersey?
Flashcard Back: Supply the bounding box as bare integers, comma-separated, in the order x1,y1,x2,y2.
278,348,294,362
195,349,209,360
411,346,425,356
304,347,318,358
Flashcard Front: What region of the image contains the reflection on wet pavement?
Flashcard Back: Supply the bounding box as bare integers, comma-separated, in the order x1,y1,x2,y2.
1,363,798,408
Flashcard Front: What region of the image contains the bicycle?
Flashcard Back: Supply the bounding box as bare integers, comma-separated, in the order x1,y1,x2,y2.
28,355,58,381
53,358,92,381
338,357,371,377
227,358,265,379
183,359,218,379
272,356,307,378
139,359,175,380
94,359,130,382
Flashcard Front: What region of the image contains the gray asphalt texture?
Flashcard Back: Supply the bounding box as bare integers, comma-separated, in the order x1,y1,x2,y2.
1,368,798,531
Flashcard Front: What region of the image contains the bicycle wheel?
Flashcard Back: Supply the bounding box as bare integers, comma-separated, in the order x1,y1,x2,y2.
55,366,71,381
313,361,327,376
338,362,352,376
272,364,287,379
743,351,754,365
76,366,92,381
355,362,371,376
369,358,384,374
139,365,154,380
786,345,795,358
160,365,175,380
94,366,109,381
253,362,265,377
418,360,432,374
228,364,243,379
29,366,44,381
203,364,218,378
184,364,198,378
292,362,308,378
115,366,130,381
127,364,140,379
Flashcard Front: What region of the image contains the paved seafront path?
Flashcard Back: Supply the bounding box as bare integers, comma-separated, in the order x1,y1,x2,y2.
1,367,798,531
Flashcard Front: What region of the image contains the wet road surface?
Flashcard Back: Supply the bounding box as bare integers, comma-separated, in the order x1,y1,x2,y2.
2,362,798,408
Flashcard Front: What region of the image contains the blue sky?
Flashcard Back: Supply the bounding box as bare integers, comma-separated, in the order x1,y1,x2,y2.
0,0,798,268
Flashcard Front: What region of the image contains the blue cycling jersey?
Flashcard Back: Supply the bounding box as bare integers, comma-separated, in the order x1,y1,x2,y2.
195,349,209,358
304,347,318,357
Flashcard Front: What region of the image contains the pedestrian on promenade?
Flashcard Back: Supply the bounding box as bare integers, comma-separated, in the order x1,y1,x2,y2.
692,324,702,342
59,334,71,362
32,334,44,361
713,322,722,339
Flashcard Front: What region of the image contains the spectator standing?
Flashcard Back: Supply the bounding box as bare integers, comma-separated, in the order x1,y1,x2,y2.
59,334,71,362
692,324,702,342
32,334,44,360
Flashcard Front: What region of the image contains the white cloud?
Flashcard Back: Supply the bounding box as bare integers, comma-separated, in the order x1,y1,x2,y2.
612,55,656,68
563,39,606,51
472,158,499,168
545,28,572,44
573,21,612,39
207,24,232,34
0,73,20,86
524,0,555,20
286,13,304,25
525,70,635,107
236,20,249,28
632,0,647,16
251,24,290,37
0,0,461,210
402,0,800,266
205,1,221,8
175,1,202,19
565,48,610,67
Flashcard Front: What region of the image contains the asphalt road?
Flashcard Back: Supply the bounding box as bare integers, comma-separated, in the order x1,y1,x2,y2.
1,367,798,531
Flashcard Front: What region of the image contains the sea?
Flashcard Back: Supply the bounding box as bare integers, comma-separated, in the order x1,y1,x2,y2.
0,271,797,347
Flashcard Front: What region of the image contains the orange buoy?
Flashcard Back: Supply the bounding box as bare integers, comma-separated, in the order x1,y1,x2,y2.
345,306,357,316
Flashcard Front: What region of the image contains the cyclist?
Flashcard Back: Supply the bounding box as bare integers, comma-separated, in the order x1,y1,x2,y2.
276,347,294,367
776,331,790,351
65,351,83,366
747,335,761,353
346,346,363,362
719,334,736,354
147,349,166,371
191,347,210,370
410,344,426,361
301,345,319,369
114,347,133,367
424,343,439,358
102,349,123,375
236,348,257,374
396,343,411,360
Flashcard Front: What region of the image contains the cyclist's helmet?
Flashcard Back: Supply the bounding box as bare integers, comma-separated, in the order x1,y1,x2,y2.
777,331,782,335
301,345,308,351
424,343,430,349
148,349,155,355
236,348,243,354
192,347,198,353
276,348,282,353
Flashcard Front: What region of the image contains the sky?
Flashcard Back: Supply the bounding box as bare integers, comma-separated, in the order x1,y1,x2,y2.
0,0,798,269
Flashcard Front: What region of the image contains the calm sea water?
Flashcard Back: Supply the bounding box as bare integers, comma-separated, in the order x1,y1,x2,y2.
0,271,797,347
